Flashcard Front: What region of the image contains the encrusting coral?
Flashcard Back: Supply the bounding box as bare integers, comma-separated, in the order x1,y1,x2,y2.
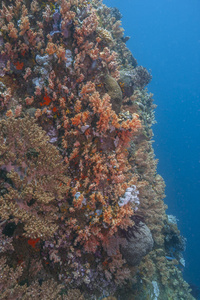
0,0,194,299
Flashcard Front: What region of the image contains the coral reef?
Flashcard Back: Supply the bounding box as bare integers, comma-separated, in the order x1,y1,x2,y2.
0,0,194,299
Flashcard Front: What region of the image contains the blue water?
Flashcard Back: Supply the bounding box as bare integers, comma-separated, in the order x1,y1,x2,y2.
104,0,200,289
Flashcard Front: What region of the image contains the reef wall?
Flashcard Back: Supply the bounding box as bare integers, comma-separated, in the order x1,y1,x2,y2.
0,0,195,299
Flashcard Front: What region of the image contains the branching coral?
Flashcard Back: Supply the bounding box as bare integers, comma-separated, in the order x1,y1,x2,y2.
0,0,194,299
0,257,70,299
0,116,67,239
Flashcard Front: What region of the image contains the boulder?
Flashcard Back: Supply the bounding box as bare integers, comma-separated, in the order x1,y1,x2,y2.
121,222,154,266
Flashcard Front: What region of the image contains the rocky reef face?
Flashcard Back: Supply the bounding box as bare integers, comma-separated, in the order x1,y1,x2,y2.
0,0,194,299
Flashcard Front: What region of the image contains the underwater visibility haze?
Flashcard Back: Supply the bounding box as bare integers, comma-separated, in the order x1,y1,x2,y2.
0,0,199,299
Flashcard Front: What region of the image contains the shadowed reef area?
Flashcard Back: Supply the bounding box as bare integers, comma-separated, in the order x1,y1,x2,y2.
0,0,195,299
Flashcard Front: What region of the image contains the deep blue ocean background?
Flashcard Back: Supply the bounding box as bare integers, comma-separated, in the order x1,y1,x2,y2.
104,0,200,290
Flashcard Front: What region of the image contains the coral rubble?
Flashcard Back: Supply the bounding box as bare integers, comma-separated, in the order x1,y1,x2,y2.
0,0,194,299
